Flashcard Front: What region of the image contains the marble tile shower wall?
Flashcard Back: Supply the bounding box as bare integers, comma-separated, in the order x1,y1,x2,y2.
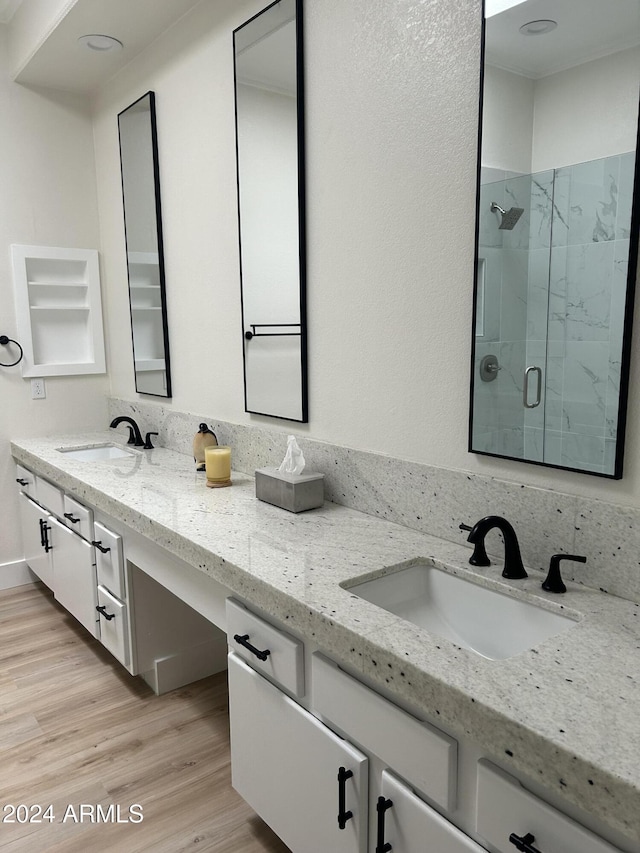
108,397,640,603
473,174,537,456
475,154,634,474
542,153,634,473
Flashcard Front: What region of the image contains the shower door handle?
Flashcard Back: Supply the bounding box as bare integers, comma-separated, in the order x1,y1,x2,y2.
523,366,542,409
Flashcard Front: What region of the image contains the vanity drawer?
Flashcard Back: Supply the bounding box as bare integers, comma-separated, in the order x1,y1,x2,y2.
63,495,93,541
96,585,129,667
476,760,619,853
94,521,125,599
36,476,64,518
15,464,36,497
312,653,457,812
226,598,304,697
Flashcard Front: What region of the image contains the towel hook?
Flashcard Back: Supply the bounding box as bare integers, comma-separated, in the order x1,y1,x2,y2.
0,335,24,367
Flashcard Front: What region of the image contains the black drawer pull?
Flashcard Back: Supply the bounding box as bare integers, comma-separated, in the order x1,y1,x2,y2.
16,478,29,486
42,522,52,553
96,605,116,621
337,766,354,830
92,540,111,554
509,832,541,853
64,512,80,524
376,796,393,852
233,633,271,662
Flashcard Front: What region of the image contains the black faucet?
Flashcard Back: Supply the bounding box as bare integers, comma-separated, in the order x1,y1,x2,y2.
542,553,586,594
109,416,145,447
466,515,528,579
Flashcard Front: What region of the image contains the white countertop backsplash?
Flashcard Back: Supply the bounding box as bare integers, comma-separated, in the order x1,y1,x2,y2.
11,426,640,846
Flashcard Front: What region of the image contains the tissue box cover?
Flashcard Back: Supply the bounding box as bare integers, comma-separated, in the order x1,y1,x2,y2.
255,467,324,513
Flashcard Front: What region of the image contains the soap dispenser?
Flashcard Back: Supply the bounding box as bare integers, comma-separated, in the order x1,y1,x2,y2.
193,423,218,471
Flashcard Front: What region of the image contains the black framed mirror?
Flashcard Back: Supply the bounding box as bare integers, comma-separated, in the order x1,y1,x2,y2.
233,0,307,422
118,91,172,398
470,0,640,477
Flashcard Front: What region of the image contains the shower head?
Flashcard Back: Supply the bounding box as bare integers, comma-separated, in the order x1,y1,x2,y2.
491,202,524,230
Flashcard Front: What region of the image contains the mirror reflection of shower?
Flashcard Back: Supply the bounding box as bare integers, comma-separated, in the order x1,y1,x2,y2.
490,201,524,230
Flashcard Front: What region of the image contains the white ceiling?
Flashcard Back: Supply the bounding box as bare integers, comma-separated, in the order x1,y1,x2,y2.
12,0,202,93
486,0,640,78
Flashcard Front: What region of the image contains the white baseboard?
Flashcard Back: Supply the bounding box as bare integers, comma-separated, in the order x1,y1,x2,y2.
0,559,37,590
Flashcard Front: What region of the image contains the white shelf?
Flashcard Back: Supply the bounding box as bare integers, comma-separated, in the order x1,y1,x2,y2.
30,305,90,311
12,244,106,377
27,281,88,288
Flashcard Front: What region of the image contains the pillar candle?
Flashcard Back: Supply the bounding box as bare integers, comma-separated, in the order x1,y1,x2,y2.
205,446,231,488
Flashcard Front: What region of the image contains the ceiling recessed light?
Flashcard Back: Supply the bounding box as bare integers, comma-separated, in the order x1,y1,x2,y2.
78,34,124,52
519,19,558,36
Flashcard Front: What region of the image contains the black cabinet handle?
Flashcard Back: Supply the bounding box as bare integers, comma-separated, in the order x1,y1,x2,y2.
337,766,354,830
91,540,111,554
96,605,115,621
16,478,29,486
233,633,271,662
63,512,80,524
39,517,46,547
509,832,541,853
42,522,52,553
376,796,393,853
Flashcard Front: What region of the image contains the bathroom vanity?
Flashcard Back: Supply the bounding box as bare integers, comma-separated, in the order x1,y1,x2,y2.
10,432,640,853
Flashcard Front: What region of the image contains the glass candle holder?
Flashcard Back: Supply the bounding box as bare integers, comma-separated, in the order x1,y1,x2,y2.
205,446,231,488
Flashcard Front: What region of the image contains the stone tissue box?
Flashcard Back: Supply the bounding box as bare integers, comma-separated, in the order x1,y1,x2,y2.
255,467,324,513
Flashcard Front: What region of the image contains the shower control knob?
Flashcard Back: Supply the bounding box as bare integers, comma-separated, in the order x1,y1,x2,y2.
480,354,501,382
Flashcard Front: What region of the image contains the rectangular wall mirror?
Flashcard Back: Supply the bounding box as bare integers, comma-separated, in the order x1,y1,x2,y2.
118,91,172,398
233,0,307,422
470,0,640,478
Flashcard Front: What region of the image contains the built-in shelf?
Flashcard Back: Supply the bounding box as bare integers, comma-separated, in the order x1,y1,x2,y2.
11,245,106,377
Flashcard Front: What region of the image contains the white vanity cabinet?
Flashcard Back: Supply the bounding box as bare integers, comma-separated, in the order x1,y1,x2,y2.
228,653,368,853
48,515,99,638
16,473,99,637
18,491,54,589
227,599,368,852
226,599,482,853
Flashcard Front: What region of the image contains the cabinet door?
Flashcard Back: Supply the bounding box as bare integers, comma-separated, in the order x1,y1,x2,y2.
18,492,54,589
228,653,368,853
379,771,485,853
50,518,99,638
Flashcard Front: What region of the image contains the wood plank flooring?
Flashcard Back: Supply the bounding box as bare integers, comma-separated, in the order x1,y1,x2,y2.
0,584,290,852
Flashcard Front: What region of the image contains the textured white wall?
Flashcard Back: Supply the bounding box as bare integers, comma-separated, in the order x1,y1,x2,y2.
90,0,640,509
0,25,108,571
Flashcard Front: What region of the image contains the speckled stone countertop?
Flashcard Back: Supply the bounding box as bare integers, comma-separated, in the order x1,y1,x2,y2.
11,433,640,846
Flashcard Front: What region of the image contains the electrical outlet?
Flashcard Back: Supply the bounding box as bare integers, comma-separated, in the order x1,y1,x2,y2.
31,378,46,400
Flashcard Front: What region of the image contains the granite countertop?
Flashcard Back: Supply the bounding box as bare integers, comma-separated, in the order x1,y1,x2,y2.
11,432,640,846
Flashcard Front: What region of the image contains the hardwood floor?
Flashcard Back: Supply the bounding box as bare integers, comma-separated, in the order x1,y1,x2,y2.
0,584,290,852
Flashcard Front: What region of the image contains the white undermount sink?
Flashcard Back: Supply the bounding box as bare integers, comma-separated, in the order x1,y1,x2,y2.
57,444,138,461
343,559,578,660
